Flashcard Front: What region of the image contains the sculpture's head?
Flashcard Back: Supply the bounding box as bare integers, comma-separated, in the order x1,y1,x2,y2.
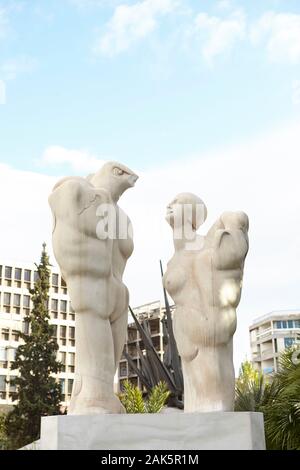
88,162,138,201
166,192,207,231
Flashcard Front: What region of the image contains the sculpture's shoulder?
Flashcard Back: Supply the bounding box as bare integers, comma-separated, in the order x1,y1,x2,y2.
49,176,110,215
219,211,249,233
203,211,249,270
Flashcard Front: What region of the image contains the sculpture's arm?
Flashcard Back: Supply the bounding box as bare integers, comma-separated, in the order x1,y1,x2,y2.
211,211,249,270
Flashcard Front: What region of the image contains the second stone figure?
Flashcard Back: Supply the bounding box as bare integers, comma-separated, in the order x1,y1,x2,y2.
163,193,249,412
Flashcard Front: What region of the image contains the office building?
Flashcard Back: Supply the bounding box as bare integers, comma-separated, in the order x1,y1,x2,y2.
249,310,300,375
0,261,75,412
118,300,174,391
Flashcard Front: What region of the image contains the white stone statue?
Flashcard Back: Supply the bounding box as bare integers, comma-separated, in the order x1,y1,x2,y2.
163,193,249,412
49,162,138,414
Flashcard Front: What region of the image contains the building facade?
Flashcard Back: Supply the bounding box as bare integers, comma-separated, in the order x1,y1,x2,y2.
249,310,300,375
0,261,75,412
0,262,174,409
118,300,174,391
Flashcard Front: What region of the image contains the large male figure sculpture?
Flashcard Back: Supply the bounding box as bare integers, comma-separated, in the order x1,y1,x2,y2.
49,162,138,414
163,193,249,412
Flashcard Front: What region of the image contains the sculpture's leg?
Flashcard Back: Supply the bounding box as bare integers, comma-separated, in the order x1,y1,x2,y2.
183,343,235,412
111,311,128,371
69,311,123,415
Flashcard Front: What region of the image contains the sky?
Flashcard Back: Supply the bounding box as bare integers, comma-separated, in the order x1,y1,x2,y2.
0,0,300,371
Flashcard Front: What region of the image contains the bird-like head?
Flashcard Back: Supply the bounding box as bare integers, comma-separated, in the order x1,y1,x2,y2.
88,161,138,201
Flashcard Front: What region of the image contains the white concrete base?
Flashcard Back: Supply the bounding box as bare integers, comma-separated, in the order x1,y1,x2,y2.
39,412,265,450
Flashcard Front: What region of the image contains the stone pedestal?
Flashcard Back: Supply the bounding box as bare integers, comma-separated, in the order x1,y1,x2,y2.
39,412,265,450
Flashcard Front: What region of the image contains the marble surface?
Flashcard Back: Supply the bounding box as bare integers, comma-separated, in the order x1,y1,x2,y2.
163,193,249,412
39,412,265,450
49,162,138,414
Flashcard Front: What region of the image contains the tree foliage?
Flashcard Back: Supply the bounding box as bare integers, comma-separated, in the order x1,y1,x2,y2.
6,244,63,449
235,350,300,450
0,413,10,450
119,381,170,414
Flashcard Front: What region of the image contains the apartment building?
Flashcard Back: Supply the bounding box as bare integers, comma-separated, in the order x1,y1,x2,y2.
249,310,300,375
0,261,75,412
118,300,174,391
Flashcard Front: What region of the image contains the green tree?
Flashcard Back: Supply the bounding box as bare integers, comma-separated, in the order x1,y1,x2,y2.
235,360,271,412
119,381,170,414
6,244,63,449
263,348,300,450
235,349,300,450
0,413,10,450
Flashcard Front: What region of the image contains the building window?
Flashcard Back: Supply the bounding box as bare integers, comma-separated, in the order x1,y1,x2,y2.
60,326,67,345
11,330,20,342
5,266,12,279
24,269,31,283
119,362,127,377
68,353,75,373
274,320,293,329
284,337,296,348
13,294,21,314
61,277,67,294
8,380,17,400
68,379,73,396
0,347,8,368
51,299,58,318
1,329,9,341
0,375,7,399
23,295,30,308
22,321,29,335
294,320,300,328
69,303,75,321
60,379,65,395
60,325,66,337
69,327,75,346
14,268,22,281
0,348,8,369
60,300,67,320
9,348,16,362
51,299,58,311
34,271,39,283
4,292,11,306
60,352,66,372
51,325,57,339
52,274,59,286
263,366,274,374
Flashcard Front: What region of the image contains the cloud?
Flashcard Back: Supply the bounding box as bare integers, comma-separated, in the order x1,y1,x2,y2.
0,7,8,39
1,121,300,373
68,0,113,7
0,79,5,104
251,11,300,64
216,0,232,12
189,9,246,65
40,145,106,174
0,55,37,81
94,0,177,57
292,80,300,105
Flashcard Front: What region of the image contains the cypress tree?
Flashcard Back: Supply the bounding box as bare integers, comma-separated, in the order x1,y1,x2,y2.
6,244,62,448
